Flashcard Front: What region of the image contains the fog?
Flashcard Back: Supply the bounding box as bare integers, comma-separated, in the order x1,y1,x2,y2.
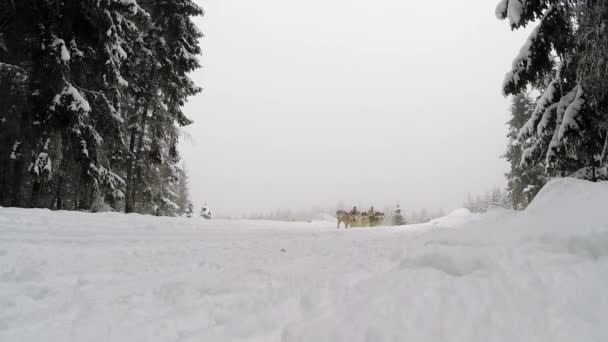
180,0,532,217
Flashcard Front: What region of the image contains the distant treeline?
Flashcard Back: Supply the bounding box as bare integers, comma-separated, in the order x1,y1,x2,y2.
463,187,511,213
0,1,201,215
235,204,445,226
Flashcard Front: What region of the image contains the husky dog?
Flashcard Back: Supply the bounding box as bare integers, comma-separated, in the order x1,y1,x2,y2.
336,210,352,229
368,212,385,227
350,212,369,227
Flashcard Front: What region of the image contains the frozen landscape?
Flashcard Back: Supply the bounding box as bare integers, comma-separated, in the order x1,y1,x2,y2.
1,178,608,341
3,1,608,341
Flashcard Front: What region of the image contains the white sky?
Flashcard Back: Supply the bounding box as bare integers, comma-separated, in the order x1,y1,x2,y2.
180,0,532,216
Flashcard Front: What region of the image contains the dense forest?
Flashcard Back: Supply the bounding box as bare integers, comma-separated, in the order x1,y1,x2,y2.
0,0,201,215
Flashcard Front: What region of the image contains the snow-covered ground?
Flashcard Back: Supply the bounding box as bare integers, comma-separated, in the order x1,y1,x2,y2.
1,178,608,341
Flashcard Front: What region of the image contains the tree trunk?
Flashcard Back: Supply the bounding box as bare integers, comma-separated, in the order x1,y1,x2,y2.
30,180,40,208
132,106,149,212
10,159,23,207
124,127,137,213
73,170,81,210
50,174,64,210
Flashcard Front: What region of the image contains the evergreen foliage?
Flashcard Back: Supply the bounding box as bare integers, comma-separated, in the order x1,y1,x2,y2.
392,203,406,226
504,93,548,209
184,202,193,218
0,0,202,214
497,0,608,181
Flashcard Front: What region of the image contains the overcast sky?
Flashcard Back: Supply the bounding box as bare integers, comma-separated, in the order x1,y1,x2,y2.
180,0,532,217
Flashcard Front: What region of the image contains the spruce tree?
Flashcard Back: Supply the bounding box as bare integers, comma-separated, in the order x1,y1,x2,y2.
124,0,202,214
392,203,406,226
504,93,547,209
497,0,608,180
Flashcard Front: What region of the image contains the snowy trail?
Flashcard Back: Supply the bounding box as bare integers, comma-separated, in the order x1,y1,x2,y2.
2,179,608,341
0,212,415,341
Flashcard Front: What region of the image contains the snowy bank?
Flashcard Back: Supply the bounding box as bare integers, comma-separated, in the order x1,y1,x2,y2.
1,178,607,341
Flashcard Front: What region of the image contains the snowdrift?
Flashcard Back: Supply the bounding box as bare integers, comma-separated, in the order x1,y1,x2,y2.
425,207,477,228
526,177,608,222
1,178,607,341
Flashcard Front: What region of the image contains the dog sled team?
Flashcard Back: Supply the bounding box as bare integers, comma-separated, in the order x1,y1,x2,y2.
336,206,385,229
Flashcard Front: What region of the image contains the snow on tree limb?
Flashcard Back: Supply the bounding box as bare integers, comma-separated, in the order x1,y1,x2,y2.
502,25,538,92
111,0,141,15
507,0,525,27
502,6,554,95
496,0,552,28
518,79,559,140
51,83,91,113
558,86,585,141
51,37,70,63
545,87,578,165
520,144,538,167
9,141,22,160
537,102,558,137
495,0,509,20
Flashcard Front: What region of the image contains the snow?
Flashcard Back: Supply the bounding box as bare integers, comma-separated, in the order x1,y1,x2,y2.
425,208,479,228
502,22,538,91
518,80,558,139
495,0,509,20
558,86,585,141
162,197,180,210
112,0,140,14
537,100,559,136
520,144,536,166
31,148,52,177
51,83,91,114
70,39,85,58
165,189,179,198
117,75,129,87
51,38,71,62
113,189,125,199
507,0,529,27
502,6,554,94
9,141,21,160
547,87,578,163
2,178,608,341
179,47,199,63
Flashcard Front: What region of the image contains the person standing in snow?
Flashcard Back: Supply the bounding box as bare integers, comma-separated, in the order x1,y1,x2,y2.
200,204,212,219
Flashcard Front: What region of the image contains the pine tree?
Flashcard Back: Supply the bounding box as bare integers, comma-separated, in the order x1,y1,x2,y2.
464,194,488,213
496,0,608,180
489,188,503,207
504,93,547,209
124,0,203,214
392,203,406,226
